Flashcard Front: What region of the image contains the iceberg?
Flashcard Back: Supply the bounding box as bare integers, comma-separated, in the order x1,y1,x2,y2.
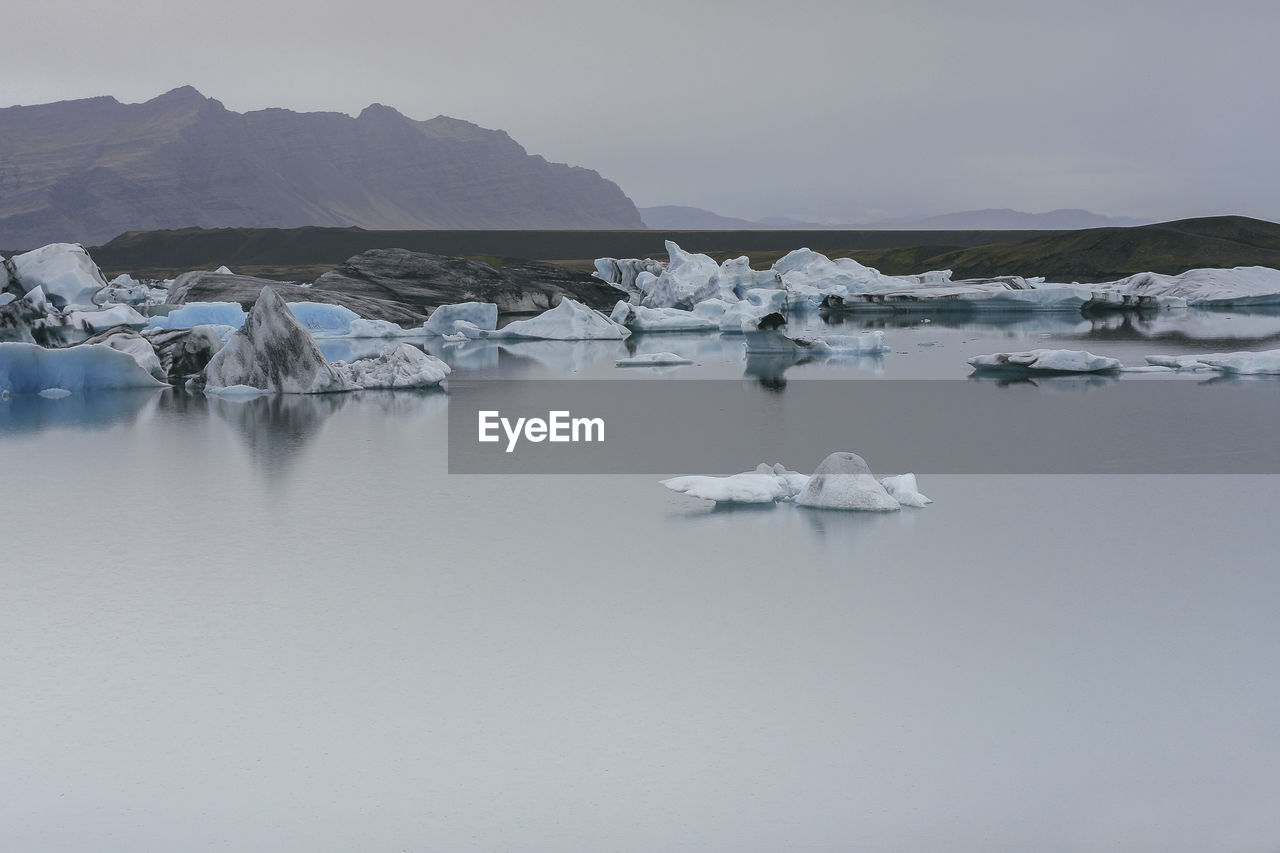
609,301,719,332
147,302,248,331
879,473,932,508
968,349,1121,373
615,352,693,366
0,341,167,395
66,304,149,332
285,302,362,336
80,328,167,381
1146,349,1280,375
142,326,226,380
99,274,169,306
1093,266,1280,307
487,298,630,340
332,343,451,388
593,258,666,291
661,463,809,505
10,243,110,310
795,452,902,511
202,288,352,394
346,318,424,338
639,242,724,309
423,302,499,336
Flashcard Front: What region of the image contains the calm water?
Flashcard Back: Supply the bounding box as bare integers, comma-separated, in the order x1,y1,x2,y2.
3,314,1280,851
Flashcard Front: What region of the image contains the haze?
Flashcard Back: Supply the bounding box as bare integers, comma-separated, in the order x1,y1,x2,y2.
3,0,1277,224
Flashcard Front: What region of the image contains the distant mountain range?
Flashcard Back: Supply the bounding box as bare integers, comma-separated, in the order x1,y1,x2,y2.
0,87,644,248
639,205,1148,231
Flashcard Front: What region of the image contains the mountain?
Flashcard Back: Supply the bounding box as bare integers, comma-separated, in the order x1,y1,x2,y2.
862,208,1148,230
0,87,644,248
640,205,1144,231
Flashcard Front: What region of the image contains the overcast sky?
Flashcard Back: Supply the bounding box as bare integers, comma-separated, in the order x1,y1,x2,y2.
3,0,1277,223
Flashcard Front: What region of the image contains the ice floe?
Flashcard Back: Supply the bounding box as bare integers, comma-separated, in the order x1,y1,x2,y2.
487,298,630,340
968,349,1121,373
1147,349,1280,375
332,343,451,388
609,301,719,332
1094,266,1280,308
615,352,693,367
660,463,810,505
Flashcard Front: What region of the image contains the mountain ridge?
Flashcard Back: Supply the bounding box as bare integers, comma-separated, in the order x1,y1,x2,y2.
0,87,644,248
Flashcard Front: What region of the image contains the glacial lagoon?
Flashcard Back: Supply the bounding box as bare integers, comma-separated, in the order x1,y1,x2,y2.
4,311,1280,851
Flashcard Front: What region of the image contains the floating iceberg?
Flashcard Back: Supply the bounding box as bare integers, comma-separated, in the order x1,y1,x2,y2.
147,302,248,331
487,298,630,340
661,463,809,505
65,304,149,332
1093,266,1280,307
346,318,424,338
0,341,166,395
1146,349,1280,375
609,301,719,332
332,343,450,388
639,242,724,309
286,302,362,336
615,352,693,366
202,288,352,394
968,349,1121,373
10,243,110,310
879,473,932,508
423,302,499,336
80,328,167,381
795,453,902,511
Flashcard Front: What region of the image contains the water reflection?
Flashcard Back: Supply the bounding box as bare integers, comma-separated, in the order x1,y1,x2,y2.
965,373,1121,391
497,340,627,373
0,387,162,435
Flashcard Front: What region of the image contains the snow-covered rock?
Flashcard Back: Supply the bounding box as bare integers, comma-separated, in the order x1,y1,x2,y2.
1094,266,1280,308
968,349,1121,373
147,302,248,331
10,243,111,310
609,301,719,332
423,302,499,336
615,352,693,366
202,288,352,394
0,341,167,395
487,298,630,340
879,474,932,508
332,343,451,388
795,452,901,511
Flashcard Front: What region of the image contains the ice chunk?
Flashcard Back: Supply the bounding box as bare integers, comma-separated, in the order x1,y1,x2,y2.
661,471,791,504
1094,266,1280,307
147,302,248,330
0,342,167,395
202,288,352,394
593,258,666,291
795,452,901,511
879,473,932,507
423,302,499,336
10,243,110,310
38,387,72,399
1193,349,1280,375
609,301,719,332
346,318,424,338
615,352,693,366
487,298,630,340
142,326,226,380
968,349,1121,373
286,301,362,336
332,343,451,388
80,328,167,381
639,242,723,309
213,265,234,275
66,304,148,332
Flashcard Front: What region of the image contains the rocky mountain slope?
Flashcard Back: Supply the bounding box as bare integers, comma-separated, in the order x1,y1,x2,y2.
0,87,644,248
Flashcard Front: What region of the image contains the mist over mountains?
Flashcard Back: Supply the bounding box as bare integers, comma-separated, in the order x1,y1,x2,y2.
0,87,644,248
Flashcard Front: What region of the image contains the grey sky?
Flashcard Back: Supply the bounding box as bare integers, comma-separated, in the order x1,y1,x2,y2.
3,0,1277,223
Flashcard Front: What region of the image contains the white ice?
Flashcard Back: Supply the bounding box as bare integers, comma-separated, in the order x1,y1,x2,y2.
969,349,1121,373
609,301,719,332
1094,266,1280,307
795,452,902,511
11,243,110,310
615,352,693,366
66,304,148,332
486,298,630,340
879,473,932,507
1147,349,1280,375
332,343,451,388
